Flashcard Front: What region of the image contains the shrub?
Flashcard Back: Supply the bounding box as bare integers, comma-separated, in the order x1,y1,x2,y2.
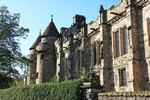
0,79,82,100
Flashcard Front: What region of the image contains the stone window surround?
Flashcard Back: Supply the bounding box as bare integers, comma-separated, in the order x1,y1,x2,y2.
76,49,84,71
120,26,128,55
77,50,81,71
118,67,127,87
113,29,120,58
92,41,101,66
113,26,128,59
64,58,69,78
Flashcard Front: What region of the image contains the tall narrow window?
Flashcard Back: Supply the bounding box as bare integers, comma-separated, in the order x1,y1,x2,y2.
94,43,96,65
81,51,84,67
114,31,120,58
119,68,127,86
126,0,129,5
96,42,100,64
92,42,100,65
64,58,68,78
116,31,120,57
100,46,103,59
121,27,128,55
123,27,128,54
147,18,150,46
77,50,81,71
36,72,38,79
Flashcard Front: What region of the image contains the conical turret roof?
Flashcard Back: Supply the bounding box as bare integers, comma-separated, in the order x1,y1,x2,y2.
30,35,41,50
41,19,60,37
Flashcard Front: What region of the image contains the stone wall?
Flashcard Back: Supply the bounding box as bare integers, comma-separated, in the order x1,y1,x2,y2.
36,36,57,84
98,91,150,100
27,49,37,84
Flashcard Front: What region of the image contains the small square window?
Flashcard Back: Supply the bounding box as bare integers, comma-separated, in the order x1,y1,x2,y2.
41,54,44,59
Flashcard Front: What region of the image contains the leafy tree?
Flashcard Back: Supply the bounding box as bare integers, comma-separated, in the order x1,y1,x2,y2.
0,5,29,88
0,72,14,89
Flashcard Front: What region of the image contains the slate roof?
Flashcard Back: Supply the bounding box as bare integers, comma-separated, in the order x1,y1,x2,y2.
29,35,41,50
41,20,60,37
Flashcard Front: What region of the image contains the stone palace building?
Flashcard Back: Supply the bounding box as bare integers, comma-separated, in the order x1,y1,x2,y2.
27,0,150,92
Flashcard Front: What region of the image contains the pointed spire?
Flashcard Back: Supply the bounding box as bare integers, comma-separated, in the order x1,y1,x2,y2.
41,15,60,37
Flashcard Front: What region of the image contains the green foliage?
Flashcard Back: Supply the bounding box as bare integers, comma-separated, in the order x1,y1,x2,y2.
81,67,89,82
0,79,82,100
0,5,29,90
50,75,58,83
0,72,24,89
0,5,29,78
13,76,24,87
0,72,15,89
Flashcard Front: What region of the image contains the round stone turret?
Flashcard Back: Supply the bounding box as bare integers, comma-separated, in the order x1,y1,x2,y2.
36,18,60,84
27,34,41,84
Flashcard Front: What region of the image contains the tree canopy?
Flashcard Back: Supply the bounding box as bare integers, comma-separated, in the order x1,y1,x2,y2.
0,5,29,88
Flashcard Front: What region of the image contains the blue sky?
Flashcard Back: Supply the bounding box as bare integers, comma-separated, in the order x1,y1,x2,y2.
1,0,121,56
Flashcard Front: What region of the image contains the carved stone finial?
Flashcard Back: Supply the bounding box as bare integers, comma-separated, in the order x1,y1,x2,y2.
39,29,41,36
51,15,53,22
99,5,104,13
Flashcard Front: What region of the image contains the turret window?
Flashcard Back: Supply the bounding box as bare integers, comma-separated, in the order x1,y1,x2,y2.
41,54,44,59
36,72,38,79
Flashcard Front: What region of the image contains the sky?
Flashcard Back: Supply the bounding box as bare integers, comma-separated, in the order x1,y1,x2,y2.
1,0,121,56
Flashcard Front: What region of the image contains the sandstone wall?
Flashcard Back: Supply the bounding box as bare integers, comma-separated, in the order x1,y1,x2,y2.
98,91,150,100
